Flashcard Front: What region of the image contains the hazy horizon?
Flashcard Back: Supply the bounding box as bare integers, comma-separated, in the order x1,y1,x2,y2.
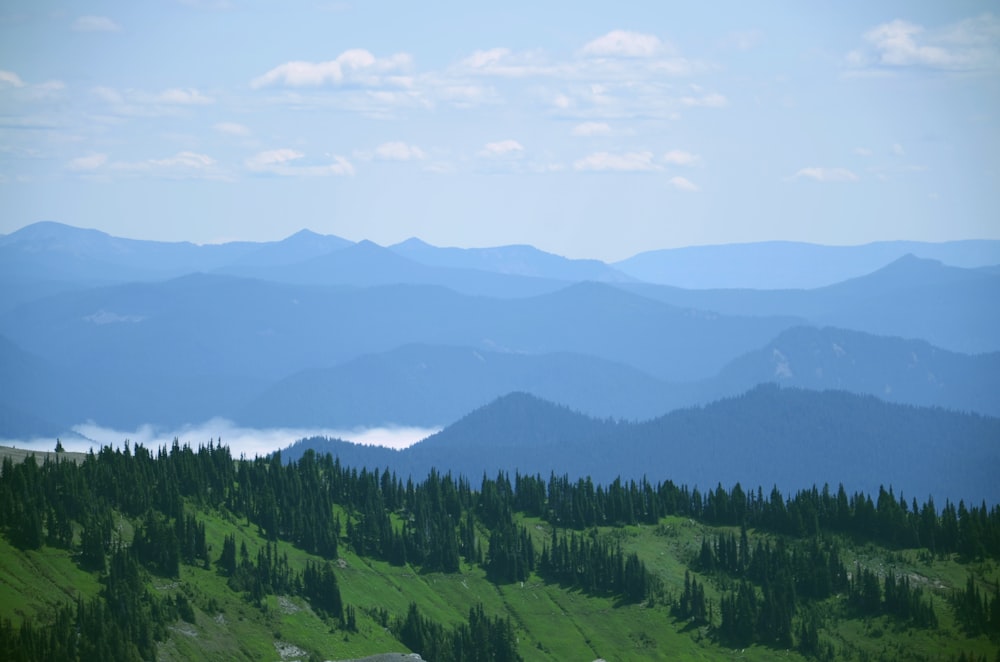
2,3,997,261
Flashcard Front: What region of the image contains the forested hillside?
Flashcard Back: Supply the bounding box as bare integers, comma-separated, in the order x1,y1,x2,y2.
1,443,998,660
284,387,1000,504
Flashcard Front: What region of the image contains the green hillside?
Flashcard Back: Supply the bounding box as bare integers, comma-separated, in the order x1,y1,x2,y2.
0,445,997,661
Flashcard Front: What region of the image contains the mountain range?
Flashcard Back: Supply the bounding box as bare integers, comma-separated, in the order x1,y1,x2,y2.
1,219,997,497
615,238,1000,289
283,386,1000,505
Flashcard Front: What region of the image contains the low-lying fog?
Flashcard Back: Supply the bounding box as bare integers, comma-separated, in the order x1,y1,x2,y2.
0,419,440,458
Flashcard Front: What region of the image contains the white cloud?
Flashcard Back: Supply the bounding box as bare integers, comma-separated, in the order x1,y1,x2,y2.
0,70,26,88
848,14,1000,73
114,151,221,178
0,70,63,101
478,139,524,158
251,49,412,88
246,149,354,176
581,30,665,58
866,20,955,67
155,88,214,105
454,48,563,78
246,148,305,170
794,167,860,183
88,85,215,116
669,176,700,192
1,420,438,458
373,141,426,161
214,121,250,136
72,15,121,32
891,143,906,156
680,92,728,108
67,153,108,171
663,149,699,166
147,151,216,169
571,121,612,136
462,48,510,69
436,83,495,108
648,58,703,76
854,147,873,157
67,151,225,180
574,151,658,172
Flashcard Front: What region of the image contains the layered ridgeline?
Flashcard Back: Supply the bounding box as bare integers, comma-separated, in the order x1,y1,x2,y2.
242,327,1000,429
1,439,999,661
1,221,999,439
284,386,1000,506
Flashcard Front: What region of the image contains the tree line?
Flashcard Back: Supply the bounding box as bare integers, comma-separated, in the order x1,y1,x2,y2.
1,441,998,660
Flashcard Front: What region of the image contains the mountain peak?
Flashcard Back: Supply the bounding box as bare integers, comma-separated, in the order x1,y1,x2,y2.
393,237,435,250
1,221,113,247
417,391,608,452
283,228,324,240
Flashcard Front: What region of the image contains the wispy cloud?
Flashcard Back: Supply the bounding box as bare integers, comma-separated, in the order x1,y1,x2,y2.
571,121,612,137
793,167,859,183
242,29,715,124
155,88,214,105
453,48,564,78
680,91,728,108
214,121,250,136
663,149,700,166
65,150,229,181
89,85,215,117
251,49,412,88
580,30,667,58
371,141,426,161
669,176,700,191
0,70,25,88
143,151,217,170
0,70,65,102
478,139,524,158
114,151,222,178
246,148,354,176
847,14,1000,73
72,15,121,32
67,153,109,171
574,151,658,172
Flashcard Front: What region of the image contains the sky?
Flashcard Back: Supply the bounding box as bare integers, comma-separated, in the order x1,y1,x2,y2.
1,1,998,261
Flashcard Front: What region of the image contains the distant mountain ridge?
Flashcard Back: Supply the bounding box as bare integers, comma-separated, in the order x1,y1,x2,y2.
285,386,1000,505
0,221,634,309
5,221,999,299
1,272,997,435
389,236,635,282
620,255,1000,354
237,343,681,428
1,220,998,446
615,239,1000,289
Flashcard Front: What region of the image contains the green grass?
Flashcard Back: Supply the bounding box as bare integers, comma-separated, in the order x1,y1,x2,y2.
2,503,998,661
0,536,102,626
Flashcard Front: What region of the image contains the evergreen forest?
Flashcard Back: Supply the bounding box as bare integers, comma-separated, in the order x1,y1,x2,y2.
0,442,998,661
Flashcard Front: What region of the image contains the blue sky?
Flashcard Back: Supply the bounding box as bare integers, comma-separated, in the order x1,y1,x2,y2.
1,1,998,260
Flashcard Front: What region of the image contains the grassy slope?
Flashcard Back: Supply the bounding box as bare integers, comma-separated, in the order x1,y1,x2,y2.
0,539,101,625
1,504,997,661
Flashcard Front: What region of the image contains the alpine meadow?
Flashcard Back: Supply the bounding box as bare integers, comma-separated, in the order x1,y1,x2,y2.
1,2,999,661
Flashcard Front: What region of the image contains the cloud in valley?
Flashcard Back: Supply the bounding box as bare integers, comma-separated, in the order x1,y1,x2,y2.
0,420,440,458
